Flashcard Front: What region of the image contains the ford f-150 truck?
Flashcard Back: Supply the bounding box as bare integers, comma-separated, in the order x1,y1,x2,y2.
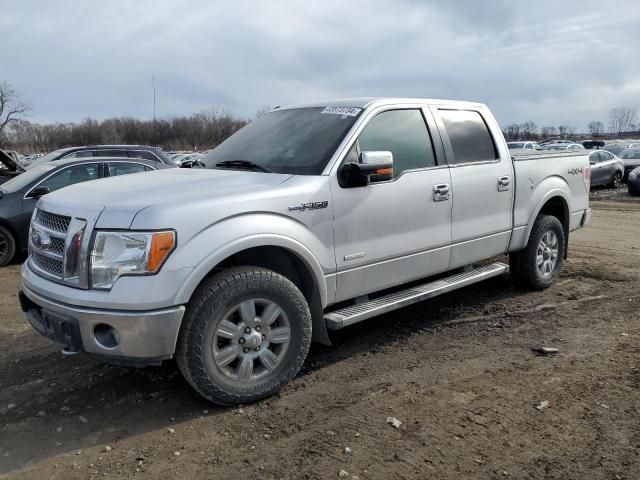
19,98,591,405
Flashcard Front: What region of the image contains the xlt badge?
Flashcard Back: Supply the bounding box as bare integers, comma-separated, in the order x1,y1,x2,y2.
289,201,328,212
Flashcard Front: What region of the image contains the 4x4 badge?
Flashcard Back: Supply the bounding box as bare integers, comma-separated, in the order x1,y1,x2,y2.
289,201,328,212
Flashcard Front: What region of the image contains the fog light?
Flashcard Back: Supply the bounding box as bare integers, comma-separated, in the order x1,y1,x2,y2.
94,323,120,349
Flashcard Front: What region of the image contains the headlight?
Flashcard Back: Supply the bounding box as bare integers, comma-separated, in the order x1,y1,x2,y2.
90,230,176,289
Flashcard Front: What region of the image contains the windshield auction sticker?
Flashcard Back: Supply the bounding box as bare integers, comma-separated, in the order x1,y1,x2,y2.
321,106,361,116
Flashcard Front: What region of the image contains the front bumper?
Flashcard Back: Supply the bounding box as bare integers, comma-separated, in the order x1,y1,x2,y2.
20,285,185,365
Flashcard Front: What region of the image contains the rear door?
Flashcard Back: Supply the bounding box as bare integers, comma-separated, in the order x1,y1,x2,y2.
432,107,514,269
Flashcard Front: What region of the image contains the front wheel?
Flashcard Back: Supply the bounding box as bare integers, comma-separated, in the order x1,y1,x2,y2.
0,226,16,267
510,215,565,290
176,267,312,405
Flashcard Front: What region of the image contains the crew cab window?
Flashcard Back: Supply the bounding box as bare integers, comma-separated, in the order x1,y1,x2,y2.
439,110,498,164
38,164,100,193
357,109,436,176
107,162,148,176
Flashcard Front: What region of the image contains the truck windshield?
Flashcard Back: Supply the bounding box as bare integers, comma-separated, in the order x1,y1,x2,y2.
201,107,362,175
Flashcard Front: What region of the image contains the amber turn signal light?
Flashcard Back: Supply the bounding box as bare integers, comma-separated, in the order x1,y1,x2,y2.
148,231,176,272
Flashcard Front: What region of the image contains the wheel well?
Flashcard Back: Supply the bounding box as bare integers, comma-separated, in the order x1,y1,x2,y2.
538,196,569,256
215,246,315,302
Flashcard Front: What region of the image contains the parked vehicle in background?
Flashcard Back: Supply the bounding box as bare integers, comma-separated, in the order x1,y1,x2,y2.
618,149,640,181
507,141,540,150
581,140,605,150
0,157,170,266
542,143,584,151
627,167,640,196
603,144,629,156
27,145,177,170
19,97,591,405
539,139,575,146
588,150,624,188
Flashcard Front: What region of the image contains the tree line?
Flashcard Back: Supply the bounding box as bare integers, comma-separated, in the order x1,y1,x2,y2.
503,106,638,140
3,110,247,154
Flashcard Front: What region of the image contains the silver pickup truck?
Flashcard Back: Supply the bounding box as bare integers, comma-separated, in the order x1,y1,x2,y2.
20,98,591,405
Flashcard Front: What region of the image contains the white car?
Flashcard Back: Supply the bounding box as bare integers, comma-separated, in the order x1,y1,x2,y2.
507,141,540,151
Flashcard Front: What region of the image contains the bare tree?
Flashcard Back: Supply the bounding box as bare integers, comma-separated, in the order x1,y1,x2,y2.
609,106,637,135
540,126,557,138
587,120,604,136
0,81,31,147
519,121,537,139
505,123,521,140
557,125,575,138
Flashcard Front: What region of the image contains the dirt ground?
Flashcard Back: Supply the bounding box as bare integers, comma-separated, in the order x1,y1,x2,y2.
1,189,639,480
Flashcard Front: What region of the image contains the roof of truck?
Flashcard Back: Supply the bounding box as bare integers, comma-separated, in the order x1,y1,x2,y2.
276,97,486,111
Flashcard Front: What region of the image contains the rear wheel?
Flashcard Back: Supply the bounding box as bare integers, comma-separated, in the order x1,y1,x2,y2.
176,266,312,405
610,172,622,189
510,215,565,290
0,226,16,267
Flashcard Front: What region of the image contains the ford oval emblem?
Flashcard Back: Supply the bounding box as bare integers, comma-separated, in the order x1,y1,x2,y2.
31,229,51,250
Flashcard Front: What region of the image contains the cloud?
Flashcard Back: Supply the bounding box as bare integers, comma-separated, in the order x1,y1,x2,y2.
1,0,639,130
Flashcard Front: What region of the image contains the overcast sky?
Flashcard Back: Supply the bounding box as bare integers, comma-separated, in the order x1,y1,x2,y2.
1,0,639,130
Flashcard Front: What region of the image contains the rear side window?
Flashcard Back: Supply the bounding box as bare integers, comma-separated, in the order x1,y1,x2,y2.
357,109,436,176
440,110,497,164
108,162,147,177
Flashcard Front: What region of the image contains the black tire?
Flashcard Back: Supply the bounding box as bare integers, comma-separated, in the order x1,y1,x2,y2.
510,215,565,290
176,266,312,405
0,225,16,267
629,183,640,197
610,172,622,189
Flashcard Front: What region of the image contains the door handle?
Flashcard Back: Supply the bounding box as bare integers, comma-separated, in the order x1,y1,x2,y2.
433,183,450,202
498,176,511,191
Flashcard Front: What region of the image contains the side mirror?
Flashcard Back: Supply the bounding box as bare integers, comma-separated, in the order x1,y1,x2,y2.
339,151,394,187
28,186,50,198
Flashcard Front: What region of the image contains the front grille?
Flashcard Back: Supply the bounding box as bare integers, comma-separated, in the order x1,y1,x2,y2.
35,210,71,233
32,252,64,277
49,237,65,256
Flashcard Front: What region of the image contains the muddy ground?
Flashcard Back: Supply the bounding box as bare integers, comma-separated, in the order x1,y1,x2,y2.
0,188,639,479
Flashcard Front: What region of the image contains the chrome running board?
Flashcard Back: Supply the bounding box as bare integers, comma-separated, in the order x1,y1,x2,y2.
324,262,509,330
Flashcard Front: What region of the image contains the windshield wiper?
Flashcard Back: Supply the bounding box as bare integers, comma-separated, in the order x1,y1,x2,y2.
215,160,272,173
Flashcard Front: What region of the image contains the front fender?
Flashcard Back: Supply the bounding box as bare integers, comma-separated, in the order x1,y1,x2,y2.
169,213,333,308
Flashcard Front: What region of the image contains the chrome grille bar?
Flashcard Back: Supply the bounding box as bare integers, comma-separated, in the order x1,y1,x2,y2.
28,208,88,287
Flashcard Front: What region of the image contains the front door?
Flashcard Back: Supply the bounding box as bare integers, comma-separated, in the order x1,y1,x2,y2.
433,107,514,269
330,107,452,303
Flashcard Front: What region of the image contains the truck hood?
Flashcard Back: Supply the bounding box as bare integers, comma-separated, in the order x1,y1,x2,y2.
41,168,293,228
